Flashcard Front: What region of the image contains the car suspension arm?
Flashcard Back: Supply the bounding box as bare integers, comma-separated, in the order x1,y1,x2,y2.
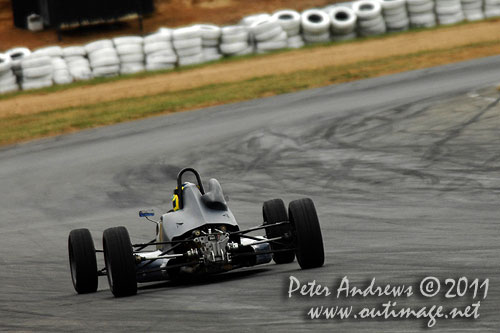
137,242,185,270
136,260,199,276
134,238,157,251
244,235,284,246
240,233,291,247
231,248,296,258
230,221,289,236
132,238,193,248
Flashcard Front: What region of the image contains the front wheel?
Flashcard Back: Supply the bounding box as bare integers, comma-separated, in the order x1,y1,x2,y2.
263,199,295,264
289,198,324,269
103,226,137,297
68,228,98,294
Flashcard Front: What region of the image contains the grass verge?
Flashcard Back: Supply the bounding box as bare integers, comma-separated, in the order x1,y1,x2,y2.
2,39,500,147
1,18,498,103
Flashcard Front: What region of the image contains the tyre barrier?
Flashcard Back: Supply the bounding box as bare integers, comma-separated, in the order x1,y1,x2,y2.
63,46,92,81
485,0,500,18
0,52,12,73
240,13,272,27
353,0,387,36
144,28,177,71
462,0,485,21
436,0,464,25
327,6,358,41
249,18,287,53
0,53,19,94
33,46,63,58
301,9,331,43
380,0,409,31
6,47,31,81
173,26,204,66
85,39,120,78
1,0,500,95
272,10,305,49
20,54,53,90
52,57,73,85
63,46,86,58
240,13,272,48
221,25,252,55
114,36,145,75
407,0,437,27
196,24,223,62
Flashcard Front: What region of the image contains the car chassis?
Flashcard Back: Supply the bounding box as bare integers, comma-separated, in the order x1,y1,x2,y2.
68,168,325,297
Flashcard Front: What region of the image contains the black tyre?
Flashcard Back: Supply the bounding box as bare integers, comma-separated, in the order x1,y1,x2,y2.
289,198,324,269
103,226,137,297
263,198,295,264
68,228,98,294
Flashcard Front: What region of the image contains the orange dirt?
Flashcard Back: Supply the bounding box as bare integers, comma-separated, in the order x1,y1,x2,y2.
2,19,500,117
0,0,336,51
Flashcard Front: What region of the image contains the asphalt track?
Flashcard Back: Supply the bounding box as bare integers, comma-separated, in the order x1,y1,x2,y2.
0,56,499,332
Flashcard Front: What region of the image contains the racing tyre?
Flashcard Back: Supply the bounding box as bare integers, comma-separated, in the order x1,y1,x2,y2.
289,198,324,269
263,199,295,264
68,228,98,294
103,226,137,297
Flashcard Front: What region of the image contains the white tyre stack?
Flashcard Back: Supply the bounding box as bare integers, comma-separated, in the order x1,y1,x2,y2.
485,0,500,17
461,0,484,20
173,26,204,66
51,57,73,85
113,36,145,75
328,6,358,41
240,13,271,50
6,47,31,81
144,28,177,71
380,0,410,31
250,17,287,53
272,10,304,49
20,54,53,90
301,9,331,43
435,0,464,25
196,24,222,61
33,46,73,85
323,4,338,14
33,45,62,58
63,46,92,81
407,0,437,27
240,13,271,27
85,39,120,78
220,25,252,56
0,53,19,94
353,0,386,36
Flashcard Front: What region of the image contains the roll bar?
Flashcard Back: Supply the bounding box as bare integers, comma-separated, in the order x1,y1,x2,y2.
176,167,205,209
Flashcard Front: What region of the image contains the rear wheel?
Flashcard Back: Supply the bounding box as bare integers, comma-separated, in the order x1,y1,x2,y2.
103,226,137,297
68,228,98,294
263,198,295,264
289,198,324,269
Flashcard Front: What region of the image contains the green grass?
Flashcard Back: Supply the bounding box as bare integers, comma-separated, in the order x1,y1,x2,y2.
2,38,500,147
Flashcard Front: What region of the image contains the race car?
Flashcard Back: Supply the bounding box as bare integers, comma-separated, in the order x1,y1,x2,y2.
68,167,325,297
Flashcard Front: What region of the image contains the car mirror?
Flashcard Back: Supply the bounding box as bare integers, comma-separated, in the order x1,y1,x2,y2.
139,209,155,217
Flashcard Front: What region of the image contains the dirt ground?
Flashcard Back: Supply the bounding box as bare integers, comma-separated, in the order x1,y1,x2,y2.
2,19,500,118
0,0,335,50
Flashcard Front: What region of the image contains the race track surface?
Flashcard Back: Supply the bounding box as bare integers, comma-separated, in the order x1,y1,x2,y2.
0,56,499,332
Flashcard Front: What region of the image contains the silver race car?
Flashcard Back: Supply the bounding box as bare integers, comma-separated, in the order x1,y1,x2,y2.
68,167,325,297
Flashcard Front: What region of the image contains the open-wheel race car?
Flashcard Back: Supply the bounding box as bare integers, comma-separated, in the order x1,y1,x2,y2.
68,167,325,297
